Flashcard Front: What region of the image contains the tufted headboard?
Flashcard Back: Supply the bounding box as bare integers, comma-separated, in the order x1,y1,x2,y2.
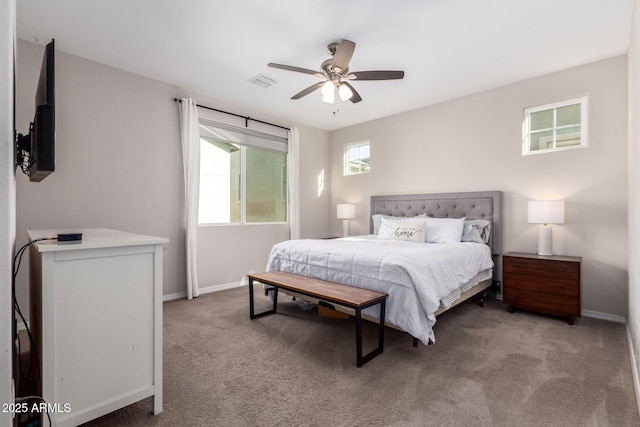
370,191,503,255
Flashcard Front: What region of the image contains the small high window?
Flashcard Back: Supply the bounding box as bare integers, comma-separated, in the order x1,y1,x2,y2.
344,141,370,175
523,96,588,155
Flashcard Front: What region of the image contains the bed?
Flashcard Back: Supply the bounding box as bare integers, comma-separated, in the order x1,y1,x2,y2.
264,191,503,345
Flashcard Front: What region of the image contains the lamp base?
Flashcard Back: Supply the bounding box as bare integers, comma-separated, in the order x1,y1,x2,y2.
342,220,350,238
537,225,553,256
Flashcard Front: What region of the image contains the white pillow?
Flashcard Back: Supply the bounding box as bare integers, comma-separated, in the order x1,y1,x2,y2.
372,214,385,235
425,217,465,243
378,216,427,239
373,213,426,235
388,220,426,243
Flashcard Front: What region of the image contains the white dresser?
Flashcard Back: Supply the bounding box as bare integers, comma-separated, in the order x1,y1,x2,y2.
28,228,168,426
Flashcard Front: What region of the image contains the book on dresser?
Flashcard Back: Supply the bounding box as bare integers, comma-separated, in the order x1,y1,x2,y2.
502,252,581,325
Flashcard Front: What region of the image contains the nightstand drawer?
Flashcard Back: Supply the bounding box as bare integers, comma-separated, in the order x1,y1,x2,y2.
502,273,579,296
505,288,580,316
503,257,579,281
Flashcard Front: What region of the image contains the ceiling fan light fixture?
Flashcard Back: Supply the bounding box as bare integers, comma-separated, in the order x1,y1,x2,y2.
322,91,335,104
268,39,404,105
338,83,353,101
321,80,334,95
321,80,335,104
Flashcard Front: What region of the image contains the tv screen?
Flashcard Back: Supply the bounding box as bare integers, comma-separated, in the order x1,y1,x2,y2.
16,39,55,182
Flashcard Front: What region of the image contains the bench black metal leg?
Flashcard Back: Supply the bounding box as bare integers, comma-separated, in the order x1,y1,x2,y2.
355,300,386,367
356,308,363,366
249,278,278,319
379,298,386,350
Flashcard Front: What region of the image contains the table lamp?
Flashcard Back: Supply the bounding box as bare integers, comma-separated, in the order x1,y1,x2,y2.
337,203,356,237
528,200,565,256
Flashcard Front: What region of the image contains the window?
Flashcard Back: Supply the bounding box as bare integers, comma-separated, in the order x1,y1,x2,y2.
522,96,587,155
344,141,370,175
198,120,287,224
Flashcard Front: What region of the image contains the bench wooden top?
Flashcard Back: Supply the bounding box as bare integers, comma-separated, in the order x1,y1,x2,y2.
248,271,387,308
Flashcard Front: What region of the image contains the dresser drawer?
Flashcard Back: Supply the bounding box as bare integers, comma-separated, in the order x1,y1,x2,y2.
504,288,580,317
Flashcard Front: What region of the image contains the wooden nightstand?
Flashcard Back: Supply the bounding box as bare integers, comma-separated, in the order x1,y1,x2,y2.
503,252,581,324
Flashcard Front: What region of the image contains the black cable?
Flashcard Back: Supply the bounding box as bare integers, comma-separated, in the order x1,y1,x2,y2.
13,240,46,392
13,239,51,278
15,395,53,426
12,237,56,425
16,148,34,177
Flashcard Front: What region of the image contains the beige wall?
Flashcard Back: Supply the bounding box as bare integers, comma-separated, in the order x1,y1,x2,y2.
330,56,629,318
14,40,331,309
627,0,640,404
298,124,332,238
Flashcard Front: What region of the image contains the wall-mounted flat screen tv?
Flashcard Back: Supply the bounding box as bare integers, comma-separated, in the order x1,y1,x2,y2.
16,39,55,182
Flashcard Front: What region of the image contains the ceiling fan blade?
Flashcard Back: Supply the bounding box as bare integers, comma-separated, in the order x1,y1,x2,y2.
268,63,320,76
332,40,356,73
342,82,362,103
349,70,405,80
291,82,324,99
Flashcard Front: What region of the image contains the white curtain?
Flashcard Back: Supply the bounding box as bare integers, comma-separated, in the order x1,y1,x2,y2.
177,98,200,299
288,127,300,240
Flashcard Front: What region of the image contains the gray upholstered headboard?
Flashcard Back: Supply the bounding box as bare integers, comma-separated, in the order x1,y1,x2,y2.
370,191,503,255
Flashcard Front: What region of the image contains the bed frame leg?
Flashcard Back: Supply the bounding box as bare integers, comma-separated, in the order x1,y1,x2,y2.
412,337,419,348
478,291,487,307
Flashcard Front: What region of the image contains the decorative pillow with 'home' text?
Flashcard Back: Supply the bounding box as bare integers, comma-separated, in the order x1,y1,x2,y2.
388,220,426,243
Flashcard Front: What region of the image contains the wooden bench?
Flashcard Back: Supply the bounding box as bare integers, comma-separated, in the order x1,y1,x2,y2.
248,271,388,367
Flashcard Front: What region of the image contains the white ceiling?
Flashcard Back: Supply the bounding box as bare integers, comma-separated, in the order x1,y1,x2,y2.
16,0,634,131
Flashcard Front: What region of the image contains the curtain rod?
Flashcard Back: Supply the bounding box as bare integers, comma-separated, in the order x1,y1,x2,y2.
174,98,290,131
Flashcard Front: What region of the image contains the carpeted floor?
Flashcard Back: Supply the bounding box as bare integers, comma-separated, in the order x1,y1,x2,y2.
85,286,640,426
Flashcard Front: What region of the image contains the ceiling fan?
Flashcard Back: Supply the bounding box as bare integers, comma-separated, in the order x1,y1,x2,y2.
268,39,404,104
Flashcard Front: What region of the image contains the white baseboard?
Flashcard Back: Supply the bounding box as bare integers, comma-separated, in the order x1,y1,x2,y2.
163,280,246,302
626,325,640,418
581,309,626,323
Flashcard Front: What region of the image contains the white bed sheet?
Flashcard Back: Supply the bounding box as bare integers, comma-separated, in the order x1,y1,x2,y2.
265,235,493,344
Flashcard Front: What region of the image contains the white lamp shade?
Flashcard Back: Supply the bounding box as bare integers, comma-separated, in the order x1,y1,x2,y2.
321,81,335,104
528,200,565,224
321,80,334,95
337,203,356,219
338,83,353,101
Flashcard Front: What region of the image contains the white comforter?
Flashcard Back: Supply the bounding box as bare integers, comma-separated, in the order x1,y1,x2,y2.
265,235,493,345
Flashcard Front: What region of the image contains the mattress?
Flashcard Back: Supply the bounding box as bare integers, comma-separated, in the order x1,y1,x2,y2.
265,235,493,344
